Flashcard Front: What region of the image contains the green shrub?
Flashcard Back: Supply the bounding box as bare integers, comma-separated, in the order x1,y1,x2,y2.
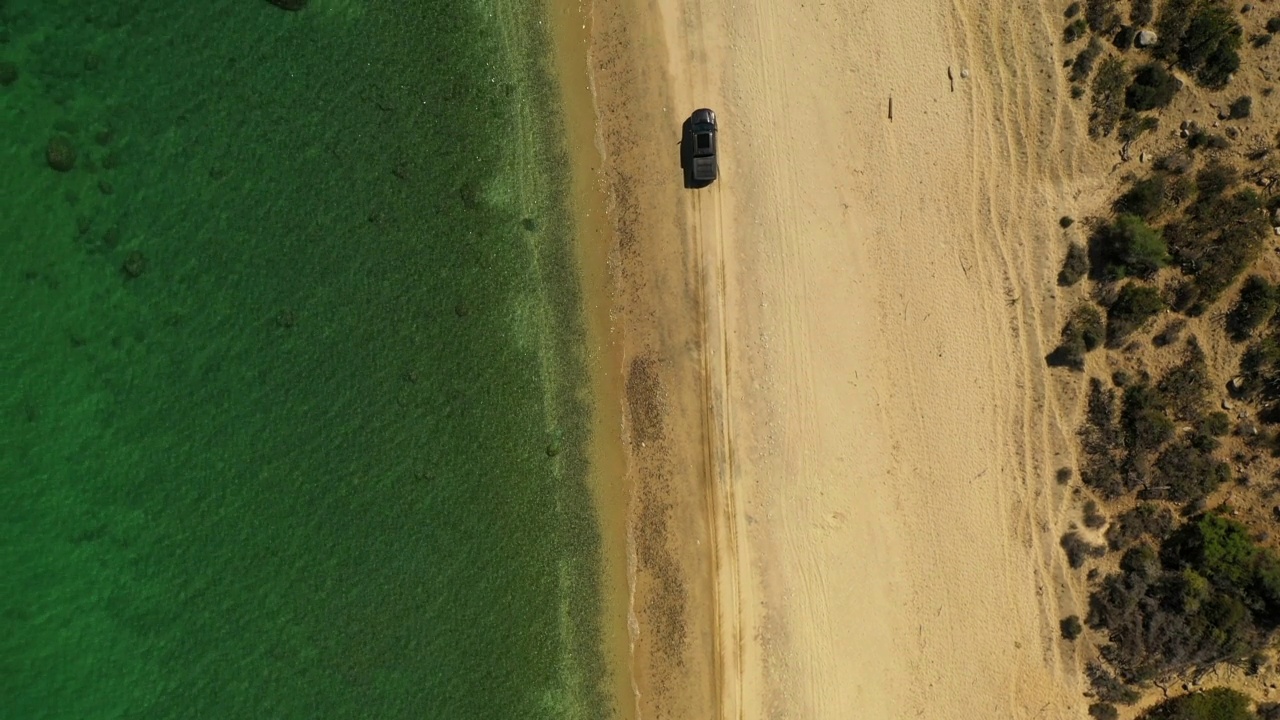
1119,115,1160,142
1229,95,1252,120
1166,514,1257,589
1062,614,1085,640
1076,305,1106,350
1253,552,1280,626
1108,283,1165,343
1122,380,1174,451
1084,498,1108,528
1090,512,1276,684
1167,174,1196,206
1081,380,1133,498
1086,662,1141,704
1165,187,1267,314
1158,338,1211,420
1196,40,1241,90
1115,25,1138,50
1154,442,1230,502
1227,275,1277,341
1154,318,1188,347
1100,214,1169,278
1156,0,1242,89
1269,15,1280,33
1138,688,1255,719
1187,130,1231,150
1066,17,1090,43
1089,703,1119,720
1050,305,1106,370
1195,161,1238,198
1121,543,1161,579
1063,530,1107,568
1188,427,1219,453
1240,338,1280,398
1184,4,1242,88
1059,241,1090,286
1114,176,1167,219
1090,55,1130,135
1126,62,1181,109
1199,411,1230,437
1066,1,1082,19
1107,503,1174,550
1086,0,1121,33
1073,37,1106,83
1153,0,1194,59
1130,0,1154,26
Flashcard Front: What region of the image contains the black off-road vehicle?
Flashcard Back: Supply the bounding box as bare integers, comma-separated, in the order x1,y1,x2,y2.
686,108,718,186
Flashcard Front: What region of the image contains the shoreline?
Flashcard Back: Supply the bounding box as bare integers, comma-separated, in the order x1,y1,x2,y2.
547,1,640,718
585,0,724,716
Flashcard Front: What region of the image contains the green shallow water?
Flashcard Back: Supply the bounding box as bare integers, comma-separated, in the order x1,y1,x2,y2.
0,1,609,718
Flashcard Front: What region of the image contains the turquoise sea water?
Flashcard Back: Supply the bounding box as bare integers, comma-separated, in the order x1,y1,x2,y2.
0,1,609,717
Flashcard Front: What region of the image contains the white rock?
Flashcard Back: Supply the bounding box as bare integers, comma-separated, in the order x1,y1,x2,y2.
1136,30,1158,47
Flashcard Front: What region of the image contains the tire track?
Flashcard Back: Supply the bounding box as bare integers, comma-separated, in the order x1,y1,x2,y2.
669,0,1090,714
710,187,746,720
741,3,832,716
985,2,1087,697
675,3,745,718
687,159,745,720
690,0,825,717
1002,1,1088,692
950,0,1085,708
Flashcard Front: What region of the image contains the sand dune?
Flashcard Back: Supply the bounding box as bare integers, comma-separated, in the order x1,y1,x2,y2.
589,0,1104,716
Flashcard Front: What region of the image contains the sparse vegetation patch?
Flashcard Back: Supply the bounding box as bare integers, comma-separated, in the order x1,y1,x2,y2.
1107,282,1166,343
1125,63,1181,111
1050,0,1280,706
1155,0,1242,89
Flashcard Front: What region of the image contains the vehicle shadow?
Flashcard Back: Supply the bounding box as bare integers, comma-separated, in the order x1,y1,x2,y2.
679,117,713,190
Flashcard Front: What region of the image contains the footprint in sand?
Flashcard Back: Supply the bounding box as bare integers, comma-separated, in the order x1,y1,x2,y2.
820,510,848,532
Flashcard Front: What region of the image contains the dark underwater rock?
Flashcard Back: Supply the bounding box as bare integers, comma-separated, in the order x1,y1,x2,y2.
46,136,77,172
122,251,147,279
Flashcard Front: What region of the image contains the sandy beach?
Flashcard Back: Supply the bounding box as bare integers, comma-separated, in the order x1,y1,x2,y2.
587,0,1116,717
